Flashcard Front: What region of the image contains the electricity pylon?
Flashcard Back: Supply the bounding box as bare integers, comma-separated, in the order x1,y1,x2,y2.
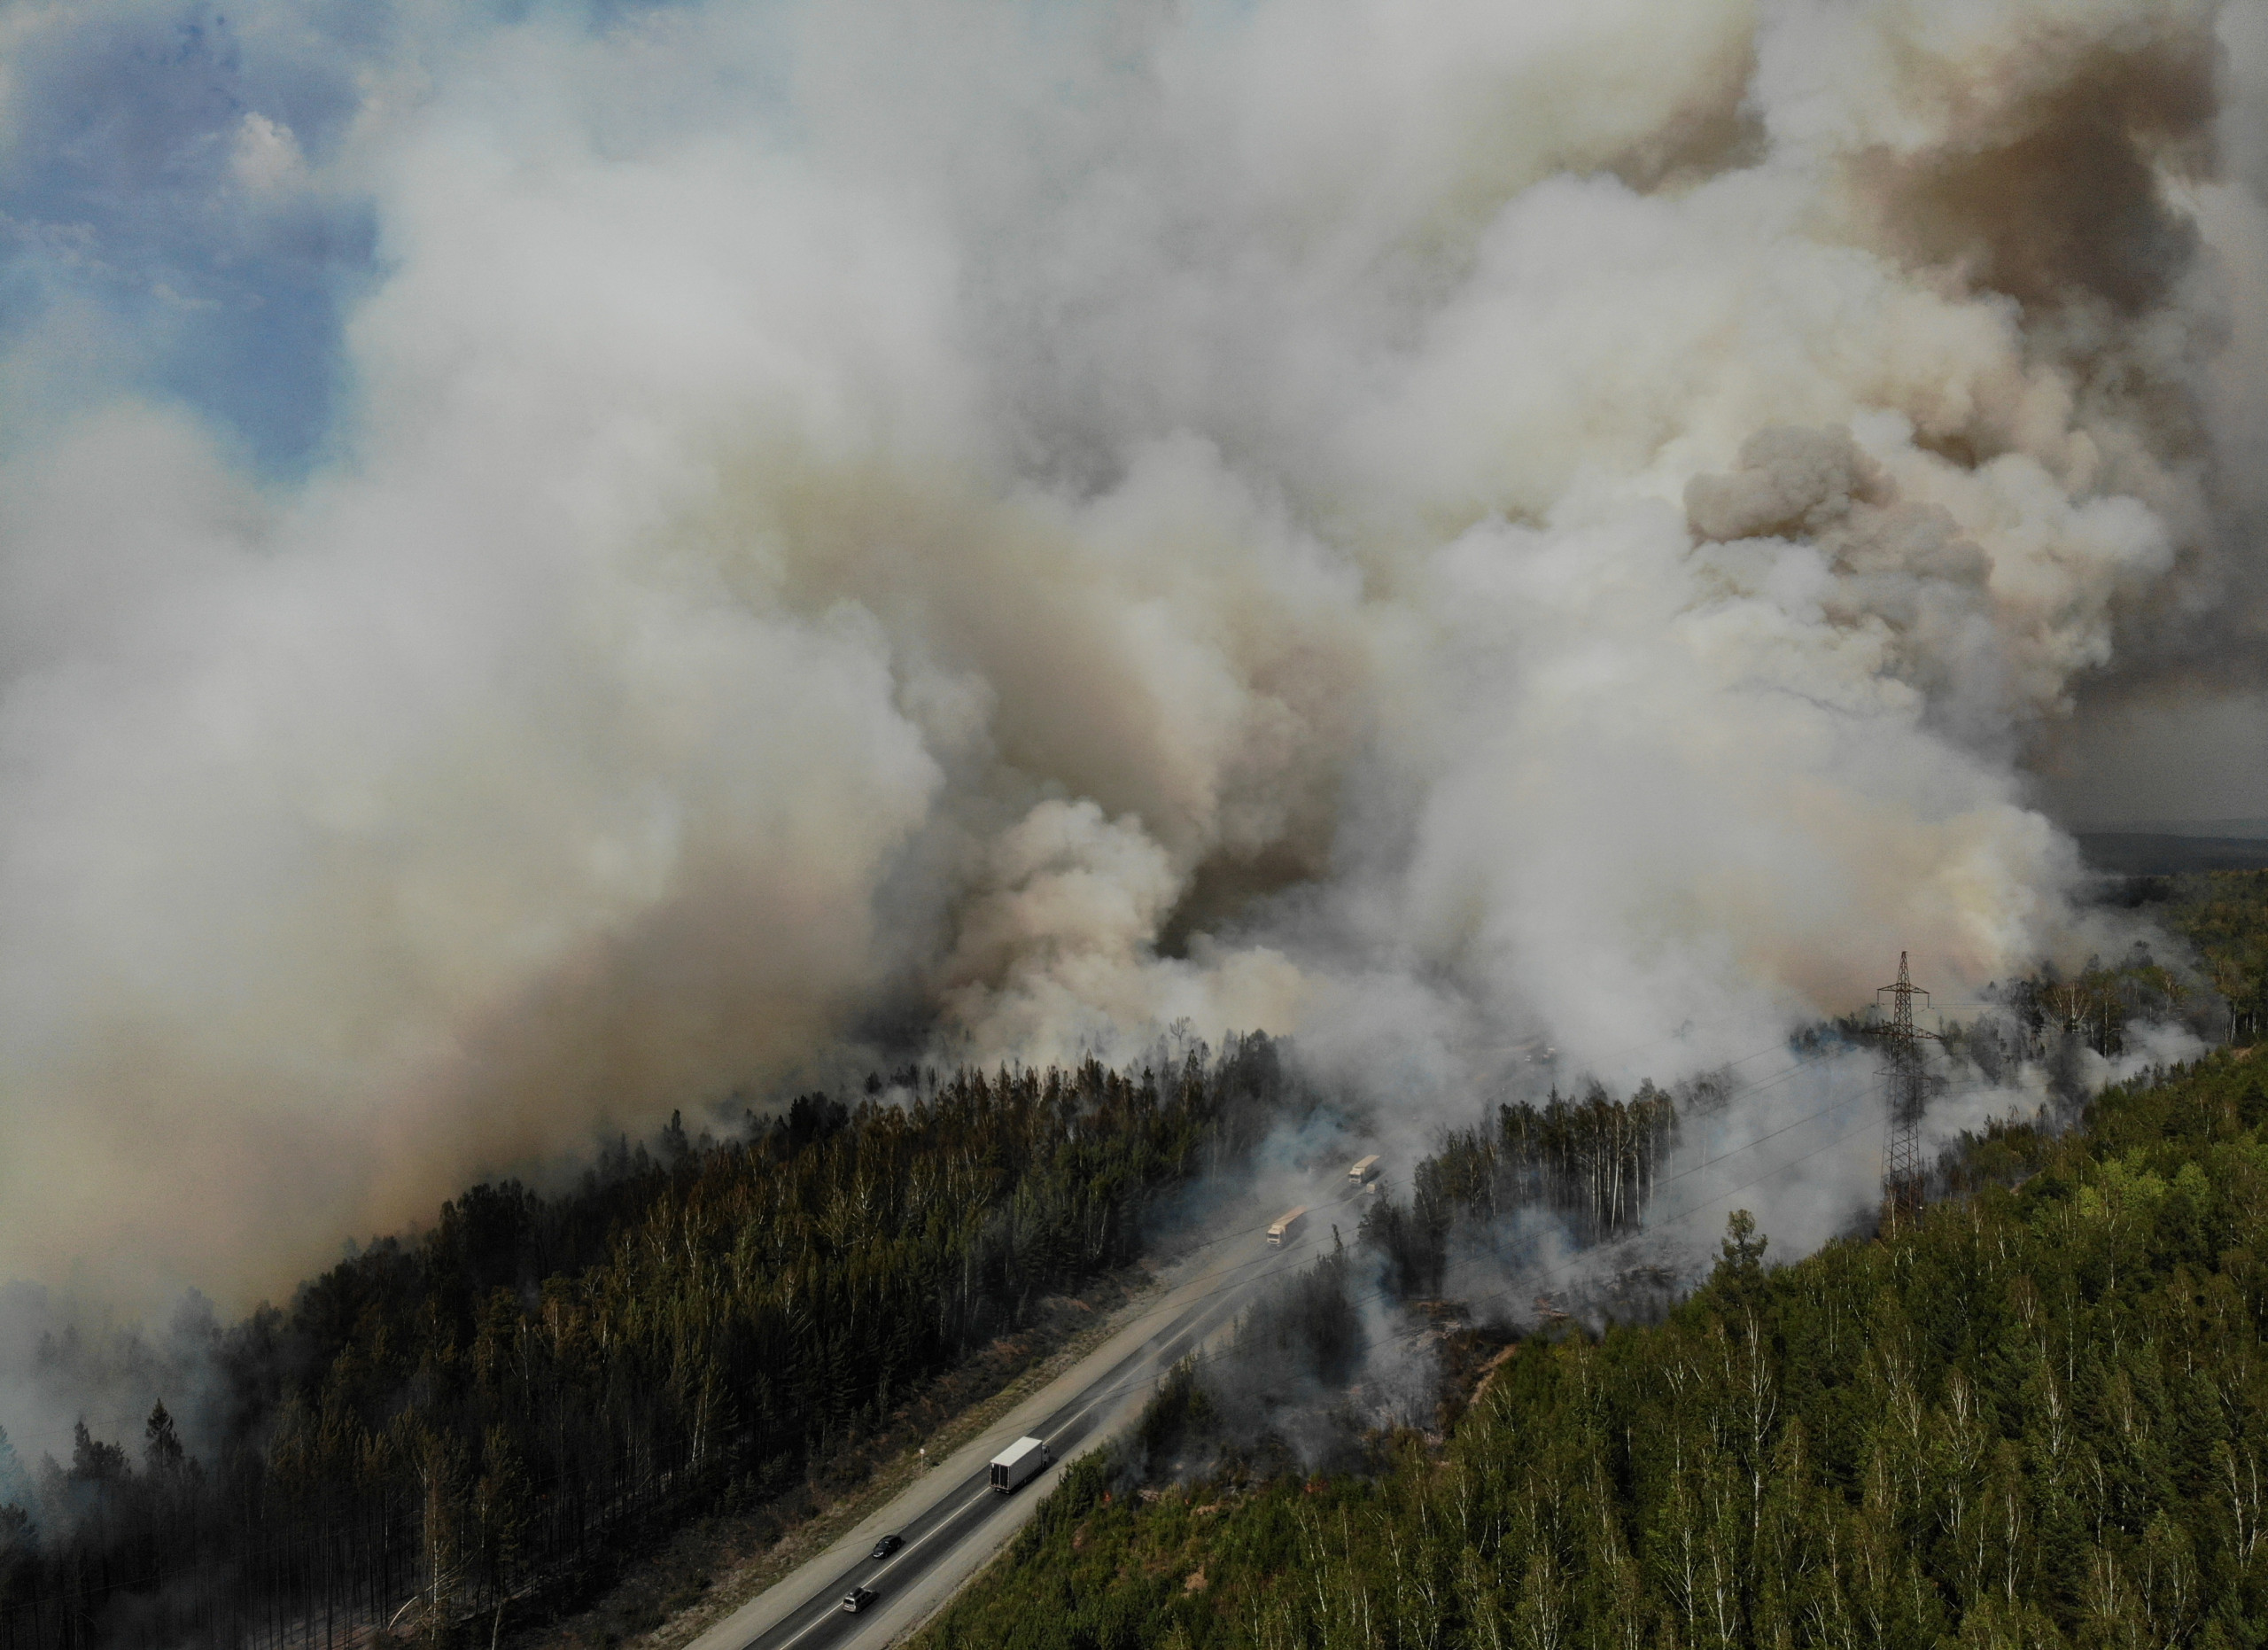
1868,952,1939,1226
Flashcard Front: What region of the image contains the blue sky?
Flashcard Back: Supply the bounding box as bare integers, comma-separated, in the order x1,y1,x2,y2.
0,0,389,471
0,0,818,474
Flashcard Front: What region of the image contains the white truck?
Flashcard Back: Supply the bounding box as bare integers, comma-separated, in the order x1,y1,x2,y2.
989,1436,1052,1493
1267,1206,1308,1246
1348,1155,1380,1187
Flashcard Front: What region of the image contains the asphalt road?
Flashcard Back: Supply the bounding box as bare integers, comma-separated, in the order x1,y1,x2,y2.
682,1189,1366,1650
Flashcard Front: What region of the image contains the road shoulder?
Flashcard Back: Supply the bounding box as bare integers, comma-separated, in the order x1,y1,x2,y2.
517,1268,1165,1650
687,1229,1284,1650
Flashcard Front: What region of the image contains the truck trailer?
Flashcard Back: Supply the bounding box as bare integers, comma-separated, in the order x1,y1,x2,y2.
1267,1206,1308,1246
990,1436,1052,1493
1348,1155,1380,1187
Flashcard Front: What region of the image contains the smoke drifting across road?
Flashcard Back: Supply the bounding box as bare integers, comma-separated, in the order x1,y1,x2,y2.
0,0,2261,1310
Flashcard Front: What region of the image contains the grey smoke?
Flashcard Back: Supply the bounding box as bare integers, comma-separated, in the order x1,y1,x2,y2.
0,0,2259,1318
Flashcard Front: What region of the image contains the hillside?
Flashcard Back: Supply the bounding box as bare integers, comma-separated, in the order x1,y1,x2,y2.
0,1039,1306,1650
917,1047,2268,1649
11,876,2268,1650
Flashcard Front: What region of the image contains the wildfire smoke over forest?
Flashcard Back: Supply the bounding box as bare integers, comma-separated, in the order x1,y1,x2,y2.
0,0,2264,1313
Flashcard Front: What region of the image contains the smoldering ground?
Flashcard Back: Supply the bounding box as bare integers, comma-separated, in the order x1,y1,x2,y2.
1131,994,2214,1477
0,0,2264,1356
1119,1241,1458,1487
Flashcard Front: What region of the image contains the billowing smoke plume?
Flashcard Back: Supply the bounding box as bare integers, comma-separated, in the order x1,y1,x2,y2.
0,0,2260,1307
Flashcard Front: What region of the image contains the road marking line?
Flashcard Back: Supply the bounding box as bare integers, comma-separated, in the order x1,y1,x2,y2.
756,1279,1258,1650
741,1210,1326,1649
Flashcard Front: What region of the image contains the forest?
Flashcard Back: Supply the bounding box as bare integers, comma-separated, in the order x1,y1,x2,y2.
1104,1078,1691,1486
2160,873,2268,1047
1949,870,2268,1065
917,1042,2268,1650
0,1036,1302,1650
1355,1086,1681,1302
8,871,2263,1650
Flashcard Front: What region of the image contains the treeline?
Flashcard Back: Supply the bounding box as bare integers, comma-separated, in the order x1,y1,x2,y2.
1969,947,2190,1066
1359,1084,1678,1297
2159,870,2268,1045
1949,871,2268,1062
0,1036,1303,1650
1119,1082,1684,1483
919,1047,2268,1650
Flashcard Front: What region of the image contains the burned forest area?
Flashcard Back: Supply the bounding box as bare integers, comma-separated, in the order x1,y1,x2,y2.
0,1028,1697,1650
4,876,2268,1650
913,877,2268,1650
0,1039,1314,1650
13,874,2268,1650
16,0,2268,1645
11,876,2268,1650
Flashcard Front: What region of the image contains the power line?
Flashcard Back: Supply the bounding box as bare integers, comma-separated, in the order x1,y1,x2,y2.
1050,1041,2155,1469
1853,951,1938,1226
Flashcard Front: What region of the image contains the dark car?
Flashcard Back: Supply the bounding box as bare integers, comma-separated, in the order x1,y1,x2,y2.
842,1586,878,1615
870,1534,905,1560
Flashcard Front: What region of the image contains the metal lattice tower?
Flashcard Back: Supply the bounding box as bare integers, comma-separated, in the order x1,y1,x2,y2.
1873,952,1938,1225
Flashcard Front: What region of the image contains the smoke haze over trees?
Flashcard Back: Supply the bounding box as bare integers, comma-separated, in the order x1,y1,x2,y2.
920,1047,2268,1650
0,1041,1301,1650
11,1,2268,1640
0,0,2266,1309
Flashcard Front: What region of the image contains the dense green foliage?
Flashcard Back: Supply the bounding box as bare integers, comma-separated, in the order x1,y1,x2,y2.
920,1051,2268,1650
0,1039,1302,1650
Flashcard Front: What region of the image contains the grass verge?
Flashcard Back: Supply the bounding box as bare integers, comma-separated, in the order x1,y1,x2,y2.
512,1263,1174,1650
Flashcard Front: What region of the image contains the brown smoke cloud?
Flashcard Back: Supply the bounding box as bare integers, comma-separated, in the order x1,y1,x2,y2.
0,0,2258,1309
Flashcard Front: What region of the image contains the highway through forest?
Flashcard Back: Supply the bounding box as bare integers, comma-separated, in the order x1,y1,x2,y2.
683,1185,1367,1650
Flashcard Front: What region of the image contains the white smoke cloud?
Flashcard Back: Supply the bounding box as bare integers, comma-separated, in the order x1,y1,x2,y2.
0,0,2255,1306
